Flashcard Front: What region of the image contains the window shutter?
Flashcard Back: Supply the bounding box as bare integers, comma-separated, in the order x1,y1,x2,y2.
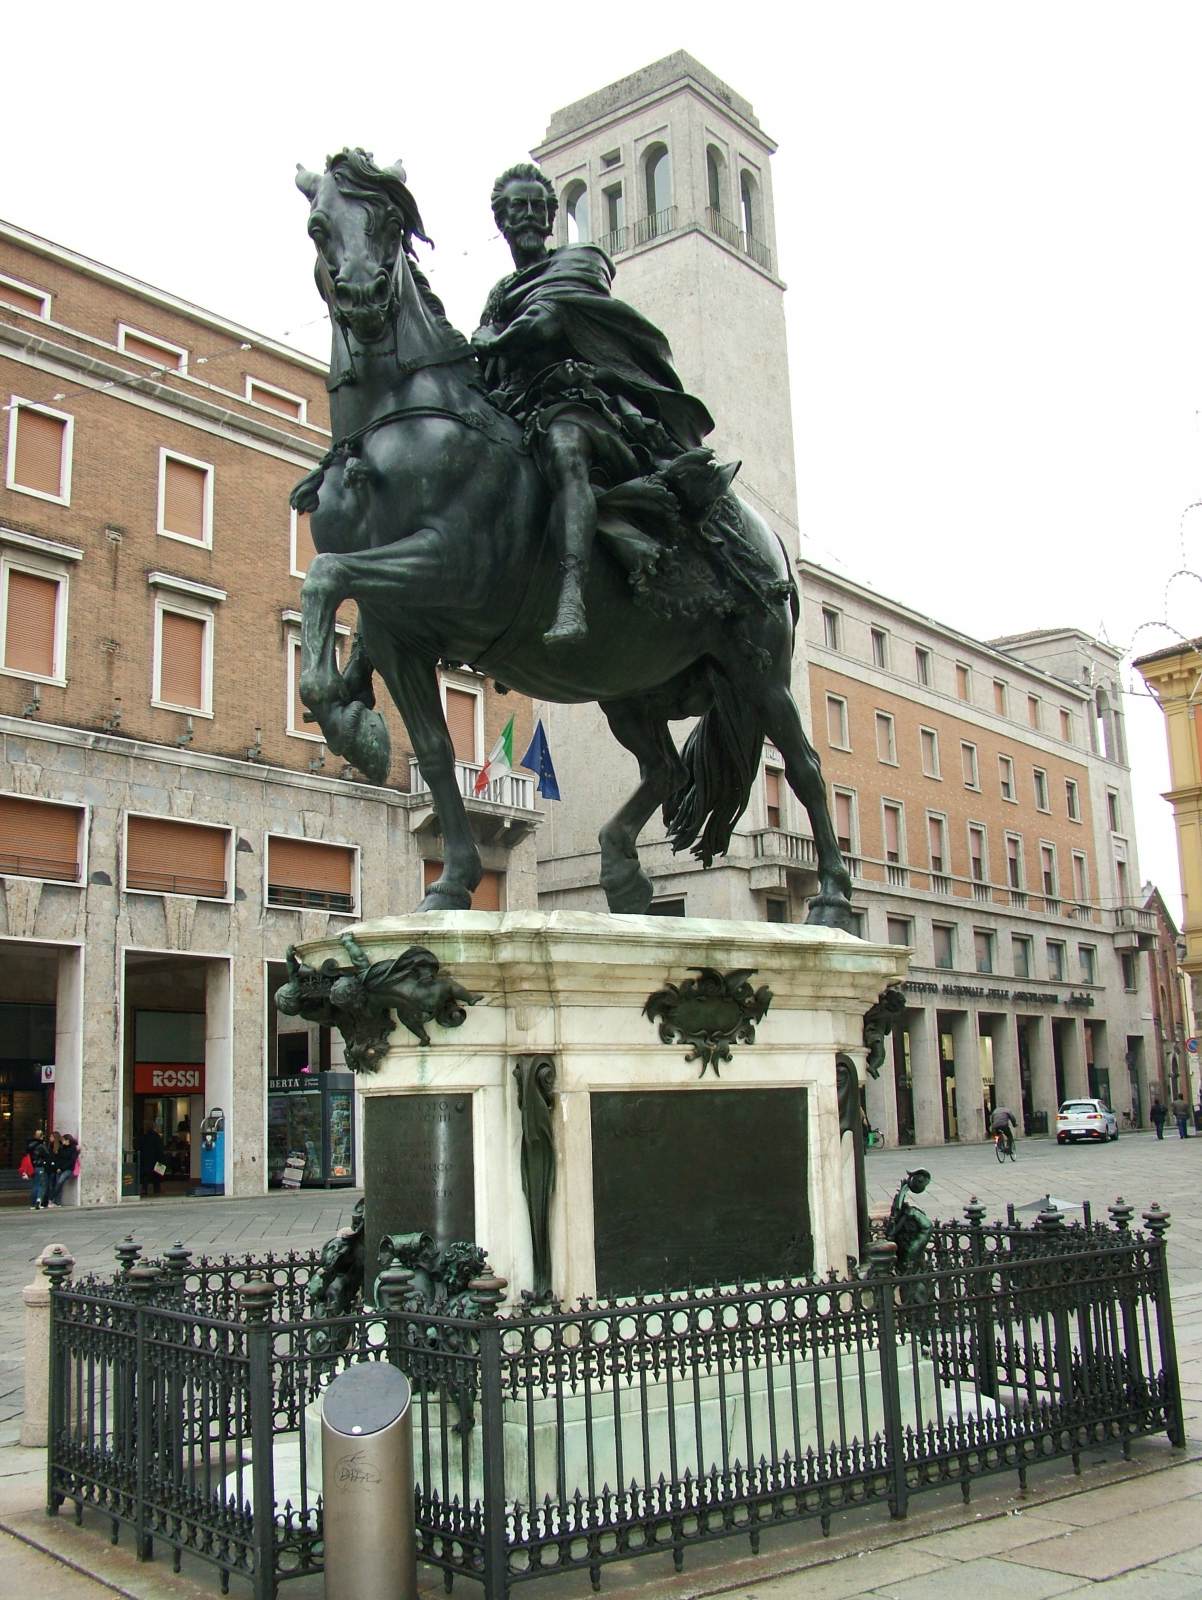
764,768,781,828
13,408,65,496
1,283,45,317
158,610,206,709
0,797,80,880
294,511,313,575
883,805,900,856
444,688,477,762
268,837,354,910
249,381,302,419
163,457,208,540
424,859,502,911
127,816,227,896
835,791,852,845
4,569,57,675
125,332,183,369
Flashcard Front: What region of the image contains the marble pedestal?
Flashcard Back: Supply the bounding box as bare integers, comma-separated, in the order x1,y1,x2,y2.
296,911,906,1303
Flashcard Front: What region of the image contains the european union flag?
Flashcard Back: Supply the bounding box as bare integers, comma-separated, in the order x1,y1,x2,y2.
520,719,561,801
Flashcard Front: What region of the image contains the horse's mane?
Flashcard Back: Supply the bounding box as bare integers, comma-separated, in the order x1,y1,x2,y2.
325,149,467,346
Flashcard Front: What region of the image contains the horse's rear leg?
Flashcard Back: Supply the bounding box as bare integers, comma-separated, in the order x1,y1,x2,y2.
751,680,854,929
365,635,482,911
598,697,684,914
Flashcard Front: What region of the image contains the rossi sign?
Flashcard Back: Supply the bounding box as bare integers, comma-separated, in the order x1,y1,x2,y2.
134,1064,205,1094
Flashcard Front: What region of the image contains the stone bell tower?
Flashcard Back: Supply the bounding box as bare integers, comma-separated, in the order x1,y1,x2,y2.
531,52,798,556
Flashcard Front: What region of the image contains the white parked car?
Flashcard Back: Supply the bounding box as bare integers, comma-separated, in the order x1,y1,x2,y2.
1056,1098,1119,1144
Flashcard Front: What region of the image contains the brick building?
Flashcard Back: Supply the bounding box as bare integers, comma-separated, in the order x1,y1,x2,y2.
0,220,538,1204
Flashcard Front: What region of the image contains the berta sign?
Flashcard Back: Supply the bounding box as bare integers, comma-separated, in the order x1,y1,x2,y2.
134,1064,205,1094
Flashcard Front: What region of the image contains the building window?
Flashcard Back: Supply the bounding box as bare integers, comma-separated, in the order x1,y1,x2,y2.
424,858,502,911
290,509,314,578
834,788,855,855
5,399,73,504
644,143,671,215
927,813,948,889
961,741,979,789
845,908,866,938
268,834,357,913
1047,940,1066,982
1040,843,1058,904
968,824,987,885
993,679,1008,715
887,915,912,947
246,378,307,422
1033,767,1049,811
1120,951,1137,991
915,645,931,686
706,145,726,213
920,726,940,778
0,273,50,319
974,929,994,974
826,693,849,749
1065,777,1080,821
765,897,787,924
600,148,621,169
603,184,625,239
998,754,1015,801
1027,694,1041,730
882,801,906,884
1071,850,1089,906
1060,707,1073,742
955,662,971,701
740,170,760,239
1005,833,1023,890
875,711,897,764
1,549,70,683
764,766,782,829
821,606,841,649
287,624,350,739
1012,935,1032,978
118,325,187,372
1115,841,1131,904
1106,789,1120,832
933,923,955,969
441,679,482,764
0,794,83,883
126,814,230,899
158,449,214,546
564,180,589,243
152,598,213,716
870,627,889,669
1079,944,1097,984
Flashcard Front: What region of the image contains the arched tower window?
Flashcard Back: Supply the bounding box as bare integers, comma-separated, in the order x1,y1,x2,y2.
740,169,760,239
644,144,671,217
563,181,589,245
706,145,726,215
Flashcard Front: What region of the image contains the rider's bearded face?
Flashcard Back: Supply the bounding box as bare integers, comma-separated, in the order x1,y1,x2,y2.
500,182,553,255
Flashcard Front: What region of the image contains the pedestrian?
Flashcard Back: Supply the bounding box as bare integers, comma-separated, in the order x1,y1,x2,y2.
51,1132,79,1205
1150,1097,1167,1140
25,1128,51,1209
137,1122,167,1197
1172,1095,1190,1138
1194,1097,1202,1133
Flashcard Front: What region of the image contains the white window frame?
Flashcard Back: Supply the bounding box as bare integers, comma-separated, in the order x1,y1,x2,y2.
0,272,50,319
157,447,214,548
1060,708,1074,744
1028,693,1042,730
875,710,897,766
245,376,308,424
0,790,88,887
973,926,996,975
1071,848,1089,903
1004,830,1025,889
919,725,940,779
286,619,351,741
820,605,841,650
825,692,850,750
914,645,931,686
998,753,1016,802
118,323,188,373
0,534,78,691
1106,788,1121,832
5,396,74,506
1039,839,1059,899
832,785,858,853
763,762,785,828
122,810,233,904
263,829,361,917
1032,765,1050,812
289,506,313,579
967,821,988,882
151,593,216,718
1012,933,1033,979
993,679,1009,716
881,798,906,864
961,740,979,790
886,914,913,948
926,809,949,872
1066,776,1081,821
1046,938,1067,982
932,921,956,969
955,660,972,700
1078,943,1098,985
438,672,485,765
870,626,889,670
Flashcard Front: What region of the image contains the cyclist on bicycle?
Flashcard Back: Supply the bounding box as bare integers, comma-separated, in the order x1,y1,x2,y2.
989,1103,1018,1155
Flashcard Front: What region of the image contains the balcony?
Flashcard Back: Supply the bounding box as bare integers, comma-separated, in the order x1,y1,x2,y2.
633,206,678,246
596,225,629,257
703,208,775,275
1113,903,1157,951
407,757,540,845
749,827,821,895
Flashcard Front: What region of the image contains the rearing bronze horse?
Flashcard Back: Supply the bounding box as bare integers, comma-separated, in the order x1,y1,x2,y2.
293,149,853,927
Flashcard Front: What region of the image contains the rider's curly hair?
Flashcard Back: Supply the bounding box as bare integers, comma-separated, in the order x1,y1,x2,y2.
490,162,557,229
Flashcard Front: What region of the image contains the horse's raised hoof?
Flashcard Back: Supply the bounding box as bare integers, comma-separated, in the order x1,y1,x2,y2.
805,895,857,933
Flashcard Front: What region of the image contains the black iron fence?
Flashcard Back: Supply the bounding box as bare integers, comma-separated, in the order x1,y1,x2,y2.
46,1205,1183,1600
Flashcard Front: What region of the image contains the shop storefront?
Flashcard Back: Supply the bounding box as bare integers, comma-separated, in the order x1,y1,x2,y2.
267,1073,355,1188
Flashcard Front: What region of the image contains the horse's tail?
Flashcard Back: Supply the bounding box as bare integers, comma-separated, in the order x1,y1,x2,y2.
663,665,763,867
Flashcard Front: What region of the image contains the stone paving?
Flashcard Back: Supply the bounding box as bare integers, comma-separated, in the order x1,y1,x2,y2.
2,1130,1202,1595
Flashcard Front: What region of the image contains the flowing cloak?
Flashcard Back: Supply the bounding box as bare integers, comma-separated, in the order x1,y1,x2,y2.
481,245,714,451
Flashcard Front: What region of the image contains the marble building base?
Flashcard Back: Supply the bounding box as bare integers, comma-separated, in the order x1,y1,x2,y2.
296,911,907,1305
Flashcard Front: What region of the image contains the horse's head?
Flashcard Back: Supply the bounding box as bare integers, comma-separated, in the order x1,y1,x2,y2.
296,148,431,345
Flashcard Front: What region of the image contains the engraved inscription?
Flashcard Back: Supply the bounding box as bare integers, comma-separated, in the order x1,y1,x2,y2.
364,1096,475,1278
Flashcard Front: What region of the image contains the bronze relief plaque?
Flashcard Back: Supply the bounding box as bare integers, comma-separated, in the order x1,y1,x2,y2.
590,1087,811,1296
364,1094,475,1272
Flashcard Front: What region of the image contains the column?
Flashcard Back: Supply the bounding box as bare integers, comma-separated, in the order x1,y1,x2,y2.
950,1010,985,1142
205,959,235,1193
864,1042,897,1145
989,1013,1023,1138
1026,1014,1058,1128
1061,1015,1089,1100
908,1007,944,1147
53,947,84,1201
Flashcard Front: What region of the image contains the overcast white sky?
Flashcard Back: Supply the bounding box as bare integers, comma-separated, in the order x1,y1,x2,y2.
6,2,1197,919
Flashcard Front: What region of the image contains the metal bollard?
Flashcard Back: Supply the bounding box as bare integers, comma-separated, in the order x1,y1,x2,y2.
321,1362,416,1600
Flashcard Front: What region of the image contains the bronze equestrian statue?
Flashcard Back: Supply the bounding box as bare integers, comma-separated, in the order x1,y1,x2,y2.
291,148,853,927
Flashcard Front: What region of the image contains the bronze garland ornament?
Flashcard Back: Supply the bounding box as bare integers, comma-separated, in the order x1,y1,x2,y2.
643,966,773,1077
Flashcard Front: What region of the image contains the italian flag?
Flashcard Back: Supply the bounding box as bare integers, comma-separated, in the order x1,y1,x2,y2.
474,715,515,795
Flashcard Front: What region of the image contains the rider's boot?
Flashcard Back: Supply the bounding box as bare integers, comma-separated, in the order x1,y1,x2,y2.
544,557,587,647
